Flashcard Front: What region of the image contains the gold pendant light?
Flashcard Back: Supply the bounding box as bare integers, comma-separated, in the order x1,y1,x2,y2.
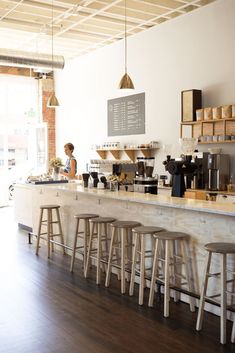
47,0,59,107
47,91,59,107
118,0,134,89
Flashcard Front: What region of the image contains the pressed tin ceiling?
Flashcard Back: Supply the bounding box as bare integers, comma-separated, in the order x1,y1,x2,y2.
0,0,217,61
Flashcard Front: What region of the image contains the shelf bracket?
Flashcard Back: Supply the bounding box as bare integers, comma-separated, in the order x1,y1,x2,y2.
96,150,107,159
124,150,135,162
110,150,120,159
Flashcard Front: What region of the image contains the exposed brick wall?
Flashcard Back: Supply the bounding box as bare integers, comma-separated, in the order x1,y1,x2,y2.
0,66,56,164
42,89,56,162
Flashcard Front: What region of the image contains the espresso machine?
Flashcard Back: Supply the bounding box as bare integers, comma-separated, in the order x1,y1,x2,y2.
134,157,158,194
208,154,230,191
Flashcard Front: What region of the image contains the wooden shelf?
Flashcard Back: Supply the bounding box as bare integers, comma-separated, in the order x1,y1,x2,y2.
180,117,235,142
96,147,158,162
198,140,235,144
180,117,235,125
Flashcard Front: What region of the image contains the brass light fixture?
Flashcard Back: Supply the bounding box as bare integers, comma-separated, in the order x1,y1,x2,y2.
118,0,134,89
47,0,59,107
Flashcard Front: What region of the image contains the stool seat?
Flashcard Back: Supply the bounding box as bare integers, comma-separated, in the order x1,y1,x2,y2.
90,217,116,224
154,231,189,241
204,242,235,254
40,204,60,209
111,221,141,228
132,226,164,234
74,213,99,220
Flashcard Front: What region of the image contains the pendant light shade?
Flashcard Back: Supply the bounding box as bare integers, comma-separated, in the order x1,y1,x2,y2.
119,73,134,89
47,92,59,107
118,0,134,89
47,0,59,108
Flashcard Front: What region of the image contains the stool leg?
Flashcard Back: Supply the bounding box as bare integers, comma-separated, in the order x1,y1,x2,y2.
114,232,121,281
70,218,80,273
181,240,195,312
196,251,212,331
56,208,65,255
220,253,227,344
47,209,52,258
84,222,95,278
101,223,108,273
121,228,126,294
139,233,145,305
83,219,89,273
96,223,102,285
105,227,116,287
126,229,132,282
148,238,160,307
164,239,170,317
231,317,235,343
173,240,180,303
49,210,54,252
129,231,138,296
35,208,44,255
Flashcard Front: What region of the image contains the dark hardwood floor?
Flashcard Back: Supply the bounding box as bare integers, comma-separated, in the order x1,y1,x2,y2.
0,206,234,353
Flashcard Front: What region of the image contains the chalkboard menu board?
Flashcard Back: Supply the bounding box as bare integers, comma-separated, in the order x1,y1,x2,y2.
107,93,145,136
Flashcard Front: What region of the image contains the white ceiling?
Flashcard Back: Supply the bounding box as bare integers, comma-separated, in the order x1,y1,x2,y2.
0,0,217,61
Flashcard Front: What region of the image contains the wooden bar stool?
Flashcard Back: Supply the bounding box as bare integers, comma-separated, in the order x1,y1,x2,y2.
148,231,195,317
84,217,116,285
70,213,99,274
129,226,164,305
35,204,65,259
196,242,235,344
105,220,141,294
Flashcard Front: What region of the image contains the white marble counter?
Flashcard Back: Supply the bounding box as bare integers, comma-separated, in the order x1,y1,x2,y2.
20,182,235,217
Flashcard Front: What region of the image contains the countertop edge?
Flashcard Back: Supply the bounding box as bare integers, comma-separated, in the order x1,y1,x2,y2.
15,183,235,217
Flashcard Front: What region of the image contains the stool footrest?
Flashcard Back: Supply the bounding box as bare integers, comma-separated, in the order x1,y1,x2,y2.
50,240,68,249
38,232,48,236
89,256,108,264
227,270,235,275
226,290,235,297
208,272,220,277
205,293,220,299
49,233,64,238
41,220,60,225
227,304,235,309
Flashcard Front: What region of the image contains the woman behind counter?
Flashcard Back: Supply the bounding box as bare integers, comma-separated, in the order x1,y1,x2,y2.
60,142,77,179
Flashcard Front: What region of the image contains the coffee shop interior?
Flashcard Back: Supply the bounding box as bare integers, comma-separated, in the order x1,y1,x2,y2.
0,0,235,352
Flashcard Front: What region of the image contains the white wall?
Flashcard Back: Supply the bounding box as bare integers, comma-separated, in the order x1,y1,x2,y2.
56,0,235,177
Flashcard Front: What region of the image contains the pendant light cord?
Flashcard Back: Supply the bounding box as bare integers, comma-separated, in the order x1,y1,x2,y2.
52,0,54,89
124,0,127,74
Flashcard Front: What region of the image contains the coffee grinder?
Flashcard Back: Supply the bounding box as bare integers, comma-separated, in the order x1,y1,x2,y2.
134,157,158,194
163,155,198,197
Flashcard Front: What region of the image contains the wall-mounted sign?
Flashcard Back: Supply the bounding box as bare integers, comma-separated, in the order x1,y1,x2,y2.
107,93,145,136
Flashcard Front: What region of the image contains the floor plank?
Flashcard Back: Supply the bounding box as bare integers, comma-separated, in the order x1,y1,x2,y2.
0,206,234,353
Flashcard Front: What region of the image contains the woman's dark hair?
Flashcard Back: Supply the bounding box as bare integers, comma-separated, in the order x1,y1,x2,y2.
64,143,74,152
